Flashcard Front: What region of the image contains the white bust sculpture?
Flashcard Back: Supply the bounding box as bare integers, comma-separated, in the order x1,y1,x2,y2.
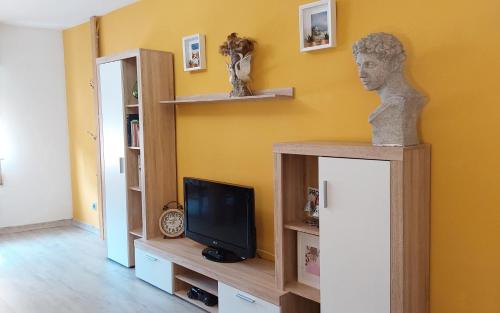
353,33,426,146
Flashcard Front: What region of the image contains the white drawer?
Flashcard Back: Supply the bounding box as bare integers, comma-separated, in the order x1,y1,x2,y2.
218,282,280,313
135,247,173,294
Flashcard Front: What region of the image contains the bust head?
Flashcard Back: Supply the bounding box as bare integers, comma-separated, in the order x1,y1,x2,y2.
352,33,406,91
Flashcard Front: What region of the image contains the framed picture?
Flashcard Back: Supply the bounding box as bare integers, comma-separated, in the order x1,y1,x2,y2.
299,0,336,52
182,34,206,71
304,187,319,225
297,232,320,289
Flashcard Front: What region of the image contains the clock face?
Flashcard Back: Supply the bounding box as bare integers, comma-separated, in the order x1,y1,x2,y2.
159,208,184,237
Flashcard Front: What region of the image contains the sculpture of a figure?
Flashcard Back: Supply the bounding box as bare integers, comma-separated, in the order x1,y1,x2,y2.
352,33,426,146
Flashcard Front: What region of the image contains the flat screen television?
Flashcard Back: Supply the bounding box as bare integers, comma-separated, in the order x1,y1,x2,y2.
184,177,256,263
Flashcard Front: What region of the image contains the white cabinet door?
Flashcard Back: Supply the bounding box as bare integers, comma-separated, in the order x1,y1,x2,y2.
99,61,129,267
135,247,173,294
319,157,390,313
218,283,280,313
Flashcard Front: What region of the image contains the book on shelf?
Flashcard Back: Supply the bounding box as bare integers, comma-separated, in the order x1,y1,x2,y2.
127,114,140,147
137,153,142,188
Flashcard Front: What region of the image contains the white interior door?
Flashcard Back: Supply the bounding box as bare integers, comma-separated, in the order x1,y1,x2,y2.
319,157,390,313
99,61,129,267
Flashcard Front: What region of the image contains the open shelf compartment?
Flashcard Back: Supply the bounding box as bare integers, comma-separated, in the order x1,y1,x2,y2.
173,264,219,312
276,153,320,303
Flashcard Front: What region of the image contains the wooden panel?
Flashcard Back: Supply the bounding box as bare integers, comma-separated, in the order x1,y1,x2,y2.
284,281,320,303
138,50,177,239
274,142,430,161
391,160,404,313
280,293,320,313
283,221,319,236
90,16,104,240
135,237,283,305
403,147,431,313
175,272,218,296
273,153,285,289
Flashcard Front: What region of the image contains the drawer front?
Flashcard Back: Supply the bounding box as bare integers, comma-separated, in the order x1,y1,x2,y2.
135,247,173,294
218,282,280,313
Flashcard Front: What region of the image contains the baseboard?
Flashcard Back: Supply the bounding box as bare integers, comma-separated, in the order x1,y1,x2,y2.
71,219,100,236
0,219,72,235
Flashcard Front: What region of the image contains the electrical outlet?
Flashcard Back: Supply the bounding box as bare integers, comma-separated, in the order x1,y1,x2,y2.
91,202,97,211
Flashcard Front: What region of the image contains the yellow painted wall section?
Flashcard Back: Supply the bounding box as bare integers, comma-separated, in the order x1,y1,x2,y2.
63,23,100,227
63,0,500,311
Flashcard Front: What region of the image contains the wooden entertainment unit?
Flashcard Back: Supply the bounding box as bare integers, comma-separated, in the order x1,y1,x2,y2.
134,141,430,313
135,237,317,313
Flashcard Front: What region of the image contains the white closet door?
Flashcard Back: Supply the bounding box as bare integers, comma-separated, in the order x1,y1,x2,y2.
99,61,129,267
319,157,390,313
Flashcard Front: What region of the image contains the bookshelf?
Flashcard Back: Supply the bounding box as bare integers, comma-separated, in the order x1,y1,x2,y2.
97,49,177,267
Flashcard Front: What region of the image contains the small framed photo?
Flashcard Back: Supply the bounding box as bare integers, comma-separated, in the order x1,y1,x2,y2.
299,0,336,52
182,34,206,71
297,232,320,289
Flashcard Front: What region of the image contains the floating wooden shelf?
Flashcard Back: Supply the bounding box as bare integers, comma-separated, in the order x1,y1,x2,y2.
174,289,218,313
284,221,319,236
285,281,320,303
128,146,140,150
160,87,294,104
129,186,142,192
126,104,139,108
176,272,218,296
129,227,143,238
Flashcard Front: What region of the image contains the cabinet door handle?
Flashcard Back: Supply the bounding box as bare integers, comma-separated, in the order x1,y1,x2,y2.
145,254,158,262
119,157,125,174
236,293,256,303
323,180,328,208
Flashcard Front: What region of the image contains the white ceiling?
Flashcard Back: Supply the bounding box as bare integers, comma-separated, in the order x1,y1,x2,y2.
0,0,138,30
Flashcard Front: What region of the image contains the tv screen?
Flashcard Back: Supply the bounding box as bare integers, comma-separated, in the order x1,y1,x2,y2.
184,177,256,261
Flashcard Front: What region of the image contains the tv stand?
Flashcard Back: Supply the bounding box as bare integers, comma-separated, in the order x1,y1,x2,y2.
135,237,319,313
202,247,243,263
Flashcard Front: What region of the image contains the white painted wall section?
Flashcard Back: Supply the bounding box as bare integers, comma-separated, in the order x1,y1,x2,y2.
0,24,72,228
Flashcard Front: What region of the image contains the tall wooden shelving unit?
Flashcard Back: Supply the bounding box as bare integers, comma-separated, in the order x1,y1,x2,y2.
97,49,176,267
273,142,430,313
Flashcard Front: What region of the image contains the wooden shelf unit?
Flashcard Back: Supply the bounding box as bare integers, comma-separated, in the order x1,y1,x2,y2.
97,48,177,267
273,141,431,312
159,87,293,104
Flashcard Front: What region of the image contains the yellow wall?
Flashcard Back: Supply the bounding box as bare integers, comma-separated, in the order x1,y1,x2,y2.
63,0,500,311
63,23,100,227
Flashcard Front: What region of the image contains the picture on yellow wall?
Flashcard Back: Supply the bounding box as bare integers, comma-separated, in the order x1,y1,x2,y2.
299,0,336,52
182,34,206,71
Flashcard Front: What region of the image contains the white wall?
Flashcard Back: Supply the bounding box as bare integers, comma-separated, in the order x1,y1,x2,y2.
0,24,72,228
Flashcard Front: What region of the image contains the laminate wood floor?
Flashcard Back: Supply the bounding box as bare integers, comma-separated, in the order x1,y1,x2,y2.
0,226,203,313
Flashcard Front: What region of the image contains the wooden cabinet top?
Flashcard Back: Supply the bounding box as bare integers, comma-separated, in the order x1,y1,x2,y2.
273,141,430,161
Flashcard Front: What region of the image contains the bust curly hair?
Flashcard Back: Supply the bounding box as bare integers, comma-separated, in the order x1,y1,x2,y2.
352,33,406,68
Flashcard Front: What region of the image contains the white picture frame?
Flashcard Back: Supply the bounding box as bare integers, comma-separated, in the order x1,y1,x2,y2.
182,34,206,72
299,0,336,52
297,232,320,289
